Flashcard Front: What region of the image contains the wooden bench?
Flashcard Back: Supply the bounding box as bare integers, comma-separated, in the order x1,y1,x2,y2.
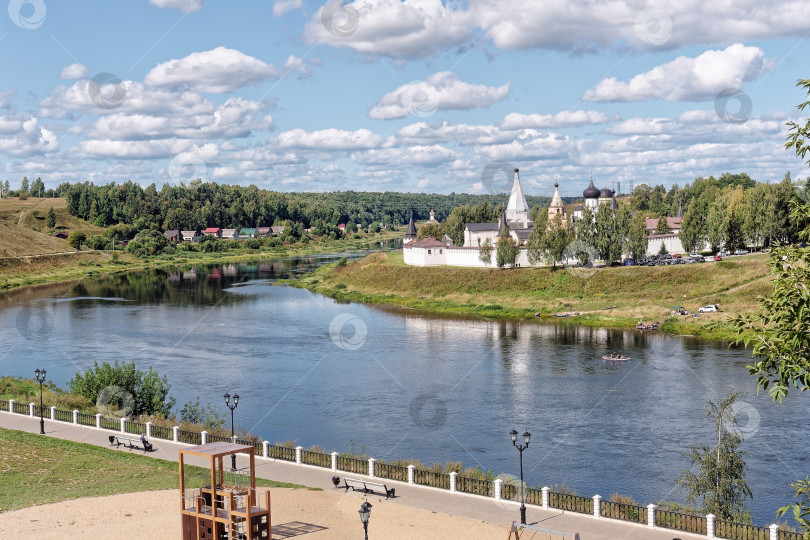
343,477,395,499
108,435,152,452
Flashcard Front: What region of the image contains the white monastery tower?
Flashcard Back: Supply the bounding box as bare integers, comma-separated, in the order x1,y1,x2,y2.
506,168,531,228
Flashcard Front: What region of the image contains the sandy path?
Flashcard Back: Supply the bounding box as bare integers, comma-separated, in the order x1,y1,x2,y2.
0,487,513,540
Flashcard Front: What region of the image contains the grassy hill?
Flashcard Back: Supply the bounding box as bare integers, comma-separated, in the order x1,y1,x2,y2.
0,197,104,257
299,251,774,340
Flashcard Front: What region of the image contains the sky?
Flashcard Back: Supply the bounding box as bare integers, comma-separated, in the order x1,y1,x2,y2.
1,0,809,198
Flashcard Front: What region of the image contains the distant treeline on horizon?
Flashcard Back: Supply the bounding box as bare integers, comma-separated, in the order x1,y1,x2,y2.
2,171,806,233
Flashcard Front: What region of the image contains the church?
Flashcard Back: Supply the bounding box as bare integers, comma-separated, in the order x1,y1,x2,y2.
403,170,667,267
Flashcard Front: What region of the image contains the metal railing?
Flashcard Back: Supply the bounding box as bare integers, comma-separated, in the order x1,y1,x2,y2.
77,413,96,427
414,469,450,490
125,421,146,435
251,441,263,456
13,402,28,414
778,530,804,540
177,429,202,445
525,487,542,506
301,450,331,468
456,476,492,497
601,500,647,524
55,408,72,422
375,462,408,482
0,401,7,411
654,509,707,534
337,456,369,475
548,492,593,515
268,445,296,461
716,519,771,540
151,425,172,440
99,416,118,430
206,433,231,444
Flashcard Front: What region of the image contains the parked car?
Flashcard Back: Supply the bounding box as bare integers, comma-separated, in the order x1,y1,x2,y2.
735,249,749,255
714,255,722,261
622,258,635,266
698,304,721,313
672,253,682,259
689,255,705,263
719,250,729,257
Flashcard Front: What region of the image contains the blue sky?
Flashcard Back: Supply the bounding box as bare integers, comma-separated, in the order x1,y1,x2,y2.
1,0,809,198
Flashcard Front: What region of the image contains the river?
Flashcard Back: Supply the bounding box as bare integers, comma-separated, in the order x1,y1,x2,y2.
1,249,807,525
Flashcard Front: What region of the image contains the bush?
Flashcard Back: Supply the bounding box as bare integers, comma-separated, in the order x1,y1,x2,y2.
85,235,110,250
265,237,281,248
68,360,175,417
67,231,86,250
336,257,347,267
244,238,262,250
125,229,168,256
179,396,226,429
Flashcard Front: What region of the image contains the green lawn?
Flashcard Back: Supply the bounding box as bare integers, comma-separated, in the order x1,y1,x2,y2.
0,427,312,513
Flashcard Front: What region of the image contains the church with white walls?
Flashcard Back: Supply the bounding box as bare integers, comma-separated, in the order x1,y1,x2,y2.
403,169,674,268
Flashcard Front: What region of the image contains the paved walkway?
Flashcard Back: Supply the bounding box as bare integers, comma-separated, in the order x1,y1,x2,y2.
1,411,707,540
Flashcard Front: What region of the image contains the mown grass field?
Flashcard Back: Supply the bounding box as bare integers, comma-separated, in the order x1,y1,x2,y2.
298,251,774,340
0,427,311,513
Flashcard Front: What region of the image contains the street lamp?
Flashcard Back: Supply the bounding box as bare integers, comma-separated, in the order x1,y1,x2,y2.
224,393,239,470
358,501,372,540
510,429,531,525
34,369,46,435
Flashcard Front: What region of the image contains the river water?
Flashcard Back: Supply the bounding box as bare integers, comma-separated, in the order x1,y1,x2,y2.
1,249,807,524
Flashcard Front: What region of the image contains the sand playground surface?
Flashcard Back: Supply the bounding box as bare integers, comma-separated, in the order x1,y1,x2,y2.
0,486,516,539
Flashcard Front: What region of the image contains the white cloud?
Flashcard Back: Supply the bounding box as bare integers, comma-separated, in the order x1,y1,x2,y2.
396,121,515,145
144,47,280,93
283,55,311,77
88,97,271,141
303,1,810,58
39,81,213,119
148,0,203,14
304,0,475,59
277,128,382,150
0,116,58,157
583,44,774,102
473,0,810,53
500,110,617,130
76,138,193,159
273,0,302,17
369,71,509,119
351,144,458,165
476,130,577,161
58,63,89,80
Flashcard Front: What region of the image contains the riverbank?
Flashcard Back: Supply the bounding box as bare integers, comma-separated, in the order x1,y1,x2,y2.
0,231,402,293
294,251,773,341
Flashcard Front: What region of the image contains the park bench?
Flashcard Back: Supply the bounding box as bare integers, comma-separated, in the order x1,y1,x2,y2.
343,477,395,499
108,435,153,453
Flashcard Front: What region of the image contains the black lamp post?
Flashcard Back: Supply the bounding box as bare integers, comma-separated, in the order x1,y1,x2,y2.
358,501,372,540
34,368,46,435
224,392,239,470
510,429,531,525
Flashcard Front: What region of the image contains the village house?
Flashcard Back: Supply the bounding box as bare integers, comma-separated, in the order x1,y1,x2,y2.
203,227,221,237
239,228,258,238
181,229,200,242
221,228,239,239
163,230,182,243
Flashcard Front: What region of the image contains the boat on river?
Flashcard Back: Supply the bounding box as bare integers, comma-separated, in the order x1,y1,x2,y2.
602,352,631,361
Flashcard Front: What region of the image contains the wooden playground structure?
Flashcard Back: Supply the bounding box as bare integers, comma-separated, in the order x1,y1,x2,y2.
179,442,271,540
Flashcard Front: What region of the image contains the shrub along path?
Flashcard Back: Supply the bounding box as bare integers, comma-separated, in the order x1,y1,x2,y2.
0,411,710,539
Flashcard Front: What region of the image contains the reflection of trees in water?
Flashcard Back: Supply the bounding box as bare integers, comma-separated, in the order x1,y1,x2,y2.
66,258,316,307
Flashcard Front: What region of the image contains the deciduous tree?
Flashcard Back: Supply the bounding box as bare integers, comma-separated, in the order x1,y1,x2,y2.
676,391,752,522
495,227,519,268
